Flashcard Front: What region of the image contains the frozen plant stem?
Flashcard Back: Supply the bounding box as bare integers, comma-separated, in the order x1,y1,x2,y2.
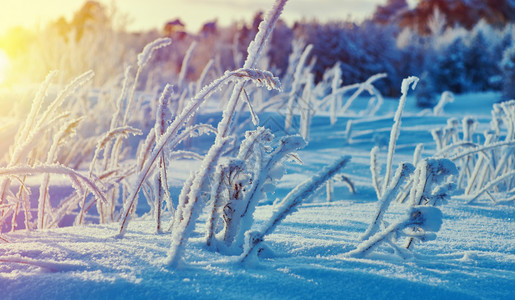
381,76,418,196
117,68,280,237
348,206,442,258
285,44,313,131
240,156,350,263
361,162,415,241
165,0,288,268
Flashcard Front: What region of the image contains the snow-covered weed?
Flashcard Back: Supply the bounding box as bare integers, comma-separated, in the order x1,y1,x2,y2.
165,0,288,267
354,77,459,258
434,100,515,204
240,155,351,263
206,129,306,255
0,71,103,234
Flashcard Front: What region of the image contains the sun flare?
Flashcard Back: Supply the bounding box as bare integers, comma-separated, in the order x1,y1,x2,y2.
0,49,11,85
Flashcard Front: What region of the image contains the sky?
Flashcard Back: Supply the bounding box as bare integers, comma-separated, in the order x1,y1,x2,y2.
0,0,417,35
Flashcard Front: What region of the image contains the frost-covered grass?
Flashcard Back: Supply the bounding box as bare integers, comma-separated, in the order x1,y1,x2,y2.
0,0,513,298
0,191,513,299
1,87,513,299
0,88,513,298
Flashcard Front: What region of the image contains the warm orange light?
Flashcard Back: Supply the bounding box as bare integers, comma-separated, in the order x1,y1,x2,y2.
0,49,11,85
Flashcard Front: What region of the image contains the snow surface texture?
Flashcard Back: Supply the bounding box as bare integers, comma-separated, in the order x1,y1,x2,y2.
0,0,513,296
1,197,513,299
1,93,513,299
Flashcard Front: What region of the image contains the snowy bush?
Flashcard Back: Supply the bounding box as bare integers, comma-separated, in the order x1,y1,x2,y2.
355,77,459,258
165,0,289,267
0,71,110,233
204,128,306,253
434,100,515,204
241,155,351,263
349,205,443,259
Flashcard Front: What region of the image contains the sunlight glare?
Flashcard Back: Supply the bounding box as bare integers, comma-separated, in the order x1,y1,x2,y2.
0,49,11,85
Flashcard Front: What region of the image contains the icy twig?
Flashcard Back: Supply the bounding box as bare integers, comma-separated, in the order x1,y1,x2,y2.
382,76,419,195
240,156,351,263
348,206,442,258
361,162,415,241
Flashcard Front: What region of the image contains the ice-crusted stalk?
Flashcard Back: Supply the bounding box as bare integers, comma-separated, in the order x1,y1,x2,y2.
330,62,341,126
243,0,287,70
462,117,476,143
361,162,415,241
326,180,334,202
37,117,84,229
340,73,387,115
432,129,444,152
466,170,515,204
405,159,457,249
285,44,312,131
118,122,215,231
16,71,58,145
21,182,32,231
413,144,424,166
299,73,314,140
456,118,476,189
48,175,83,229
226,134,306,254
35,71,94,130
166,171,194,233
1,71,92,205
90,126,143,177
166,137,232,267
100,67,132,171
205,163,228,248
464,133,495,195
211,127,270,250
0,164,107,207
11,176,29,232
408,159,458,206
241,89,260,126
446,118,460,144
164,0,287,267
344,120,353,143
348,206,442,258
370,146,382,199
178,41,197,89
110,38,171,177
196,59,214,94
365,85,385,116
1,71,92,231
117,68,280,237
154,84,173,233
77,125,142,225
449,140,515,161
240,156,350,263
125,37,171,125
9,112,69,166
382,76,418,195
433,91,454,116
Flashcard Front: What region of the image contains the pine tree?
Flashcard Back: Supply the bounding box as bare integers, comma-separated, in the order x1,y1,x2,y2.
464,31,495,91
501,44,515,100
431,37,467,93
399,0,515,34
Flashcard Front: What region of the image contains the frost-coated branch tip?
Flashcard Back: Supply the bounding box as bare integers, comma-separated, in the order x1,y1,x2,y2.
233,69,282,91
349,205,442,258
137,37,172,68
401,76,419,94
244,0,288,69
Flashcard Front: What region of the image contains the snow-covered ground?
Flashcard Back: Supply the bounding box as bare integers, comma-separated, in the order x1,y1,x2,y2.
1,93,514,299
